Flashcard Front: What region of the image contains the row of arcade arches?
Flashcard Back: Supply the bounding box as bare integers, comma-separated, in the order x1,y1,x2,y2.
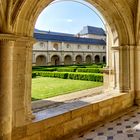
36,54,106,66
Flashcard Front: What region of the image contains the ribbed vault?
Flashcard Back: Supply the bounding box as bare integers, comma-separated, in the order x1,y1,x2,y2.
0,0,138,45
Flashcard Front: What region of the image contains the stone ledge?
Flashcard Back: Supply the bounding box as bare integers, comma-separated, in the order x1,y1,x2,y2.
12,91,134,140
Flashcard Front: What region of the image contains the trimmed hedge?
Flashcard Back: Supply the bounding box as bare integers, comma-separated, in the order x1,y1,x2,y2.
86,65,103,68
67,73,103,82
36,71,68,79
32,67,56,72
76,68,103,73
32,64,106,71
57,68,76,72
35,71,103,82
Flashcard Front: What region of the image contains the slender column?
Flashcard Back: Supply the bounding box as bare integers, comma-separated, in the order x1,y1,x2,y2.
111,47,120,90
73,53,76,64
83,53,86,64
61,52,64,65
0,40,13,140
119,45,130,92
32,53,36,65
134,46,140,105
105,45,132,92
25,43,35,121
128,46,135,91
47,53,51,65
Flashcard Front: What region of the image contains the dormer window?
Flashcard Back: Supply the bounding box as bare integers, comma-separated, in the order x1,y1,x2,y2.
53,43,59,50
78,45,81,49
67,44,70,48
40,42,44,47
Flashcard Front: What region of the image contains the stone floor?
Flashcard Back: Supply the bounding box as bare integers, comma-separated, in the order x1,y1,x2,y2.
67,107,140,140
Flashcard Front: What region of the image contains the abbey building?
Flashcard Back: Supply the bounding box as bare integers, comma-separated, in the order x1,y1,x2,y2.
33,26,106,66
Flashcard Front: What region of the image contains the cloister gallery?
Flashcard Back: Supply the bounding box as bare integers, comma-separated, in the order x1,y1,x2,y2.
0,0,140,140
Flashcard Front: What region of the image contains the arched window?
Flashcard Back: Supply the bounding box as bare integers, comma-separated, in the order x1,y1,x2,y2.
40,42,45,48
67,44,70,48
95,55,100,63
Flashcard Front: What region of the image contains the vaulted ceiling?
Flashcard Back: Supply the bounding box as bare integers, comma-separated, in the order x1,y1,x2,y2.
0,0,139,45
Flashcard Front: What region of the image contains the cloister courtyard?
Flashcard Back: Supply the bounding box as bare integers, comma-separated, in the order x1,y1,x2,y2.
0,0,140,140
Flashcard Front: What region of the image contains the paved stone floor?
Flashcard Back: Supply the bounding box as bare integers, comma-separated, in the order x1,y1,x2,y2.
67,107,140,140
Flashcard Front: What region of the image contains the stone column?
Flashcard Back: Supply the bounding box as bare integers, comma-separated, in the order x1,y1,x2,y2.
0,34,35,139
134,46,140,105
47,53,51,65
61,52,64,65
73,53,76,64
32,53,36,65
12,38,35,127
0,40,13,140
110,47,120,90
105,45,132,92
25,42,35,121
83,53,86,64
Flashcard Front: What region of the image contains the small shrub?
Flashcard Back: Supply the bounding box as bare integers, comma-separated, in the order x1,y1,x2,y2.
32,72,36,78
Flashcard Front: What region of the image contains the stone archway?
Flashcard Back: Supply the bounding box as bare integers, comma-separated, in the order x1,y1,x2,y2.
103,56,106,63
95,55,100,63
51,55,60,65
86,55,92,64
76,55,82,64
36,55,46,66
64,55,72,65
0,0,139,139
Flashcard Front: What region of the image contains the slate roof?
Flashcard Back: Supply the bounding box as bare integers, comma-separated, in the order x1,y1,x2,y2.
34,29,74,37
34,32,106,45
34,28,106,46
79,26,106,36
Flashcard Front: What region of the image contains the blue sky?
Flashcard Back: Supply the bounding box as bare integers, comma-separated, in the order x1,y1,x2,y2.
35,0,105,34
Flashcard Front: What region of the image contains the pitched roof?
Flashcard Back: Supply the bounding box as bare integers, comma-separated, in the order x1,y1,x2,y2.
79,26,106,36
34,29,74,37
34,32,106,45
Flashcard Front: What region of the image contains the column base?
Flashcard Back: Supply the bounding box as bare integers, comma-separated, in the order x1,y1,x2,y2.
134,90,140,106
0,133,11,140
134,99,140,106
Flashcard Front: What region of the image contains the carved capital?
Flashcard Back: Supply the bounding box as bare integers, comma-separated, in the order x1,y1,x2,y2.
135,45,140,51
111,45,135,51
111,46,119,51
102,67,114,74
0,34,36,49
0,34,36,44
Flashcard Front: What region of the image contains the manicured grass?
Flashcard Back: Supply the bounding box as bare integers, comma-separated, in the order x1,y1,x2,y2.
32,77,103,101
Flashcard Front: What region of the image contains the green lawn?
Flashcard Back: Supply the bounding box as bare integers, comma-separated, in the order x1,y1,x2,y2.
32,77,103,101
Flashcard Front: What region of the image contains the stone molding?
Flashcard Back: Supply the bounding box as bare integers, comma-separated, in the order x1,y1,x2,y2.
111,45,135,51
0,34,36,44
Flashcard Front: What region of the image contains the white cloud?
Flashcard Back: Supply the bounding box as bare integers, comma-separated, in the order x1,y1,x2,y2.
66,19,73,22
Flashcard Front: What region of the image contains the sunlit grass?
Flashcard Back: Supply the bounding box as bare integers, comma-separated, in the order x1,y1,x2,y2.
32,77,103,101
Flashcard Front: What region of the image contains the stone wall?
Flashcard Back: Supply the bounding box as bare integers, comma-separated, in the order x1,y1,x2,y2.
32,41,106,65
12,92,134,140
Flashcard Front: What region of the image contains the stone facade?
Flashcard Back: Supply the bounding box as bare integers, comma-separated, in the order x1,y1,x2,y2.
33,26,106,66
0,0,140,139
